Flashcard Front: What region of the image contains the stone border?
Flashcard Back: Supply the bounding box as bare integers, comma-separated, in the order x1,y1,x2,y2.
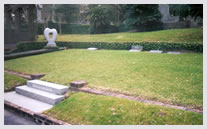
5,69,45,80
4,100,70,125
75,86,202,114
5,69,32,79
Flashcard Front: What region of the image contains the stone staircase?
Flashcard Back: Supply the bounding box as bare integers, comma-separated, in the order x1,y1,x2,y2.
15,80,69,105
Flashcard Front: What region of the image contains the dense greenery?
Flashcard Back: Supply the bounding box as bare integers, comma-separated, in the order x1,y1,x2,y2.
87,5,116,34
169,4,203,21
4,72,27,92
16,42,46,52
125,5,163,31
44,92,202,125
5,50,203,109
37,4,203,34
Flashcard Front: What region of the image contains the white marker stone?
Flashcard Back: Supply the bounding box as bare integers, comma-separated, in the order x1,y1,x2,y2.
129,45,143,52
167,51,181,54
44,28,58,47
129,49,141,52
87,47,98,51
149,50,163,53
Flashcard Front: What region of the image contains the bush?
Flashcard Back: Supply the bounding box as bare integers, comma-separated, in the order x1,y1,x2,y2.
16,42,46,52
57,42,203,52
16,41,203,52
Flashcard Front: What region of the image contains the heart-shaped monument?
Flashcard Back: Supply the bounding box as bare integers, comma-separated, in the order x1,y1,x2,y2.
44,28,58,47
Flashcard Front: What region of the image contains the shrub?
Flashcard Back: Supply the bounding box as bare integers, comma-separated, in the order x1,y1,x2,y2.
57,42,203,52
16,42,46,52
15,41,203,52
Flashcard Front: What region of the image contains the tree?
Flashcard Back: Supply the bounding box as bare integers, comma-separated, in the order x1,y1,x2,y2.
125,4,162,32
169,4,203,21
54,4,80,23
87,5,114,33
40,4,80,34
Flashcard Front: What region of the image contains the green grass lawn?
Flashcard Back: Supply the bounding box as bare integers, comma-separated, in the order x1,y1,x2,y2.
4,49,203,109
4,72,27,92
44,92,202,125
37,28,203,44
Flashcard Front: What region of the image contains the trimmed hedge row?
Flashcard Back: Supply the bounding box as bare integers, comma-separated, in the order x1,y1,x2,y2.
16,42,47,52
16,41,203,52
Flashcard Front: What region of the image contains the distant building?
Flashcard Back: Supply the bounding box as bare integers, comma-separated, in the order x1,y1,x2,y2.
158,4,202,29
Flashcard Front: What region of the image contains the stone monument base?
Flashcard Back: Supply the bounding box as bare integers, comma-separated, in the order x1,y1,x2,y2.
46,43,57,47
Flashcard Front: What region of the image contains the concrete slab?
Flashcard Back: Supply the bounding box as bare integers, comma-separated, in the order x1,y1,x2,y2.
4,92,53,113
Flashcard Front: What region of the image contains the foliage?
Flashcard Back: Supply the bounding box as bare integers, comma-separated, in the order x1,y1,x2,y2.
16,41,203,53
4,72,27,92
54,4,80,23
169,4,203,21
58,42,202,52
16,42,46,52
87,5,117,34
125,4,163,31
5,50,203,109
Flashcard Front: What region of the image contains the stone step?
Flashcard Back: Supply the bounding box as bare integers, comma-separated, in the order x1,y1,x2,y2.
16,85,64,105
27,80,69,95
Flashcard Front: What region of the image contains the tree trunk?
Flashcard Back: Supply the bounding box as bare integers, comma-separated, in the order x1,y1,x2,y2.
28,5,37,41
58,22,62,34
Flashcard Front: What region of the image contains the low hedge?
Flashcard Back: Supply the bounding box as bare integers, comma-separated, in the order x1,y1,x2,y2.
16,41,203,52
16,42,47,52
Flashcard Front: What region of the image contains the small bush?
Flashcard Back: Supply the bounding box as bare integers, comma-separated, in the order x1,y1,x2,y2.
16,42,46,52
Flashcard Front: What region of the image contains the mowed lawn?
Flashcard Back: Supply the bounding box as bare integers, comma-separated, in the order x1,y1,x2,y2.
4,49,203,109
4,72,27,92
37,28,203,44
44,92,202,125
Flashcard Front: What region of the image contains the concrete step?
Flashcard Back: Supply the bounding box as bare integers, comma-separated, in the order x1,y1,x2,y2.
16,85,64,105
27,80,69,95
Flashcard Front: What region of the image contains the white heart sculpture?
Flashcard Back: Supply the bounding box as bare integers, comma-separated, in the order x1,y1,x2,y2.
44,28,58,47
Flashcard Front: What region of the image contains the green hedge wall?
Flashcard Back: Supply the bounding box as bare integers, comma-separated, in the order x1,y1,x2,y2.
16,41,203,52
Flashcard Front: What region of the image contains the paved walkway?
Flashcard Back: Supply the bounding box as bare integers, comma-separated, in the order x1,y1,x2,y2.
4,109,38,125
4,92,53,113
